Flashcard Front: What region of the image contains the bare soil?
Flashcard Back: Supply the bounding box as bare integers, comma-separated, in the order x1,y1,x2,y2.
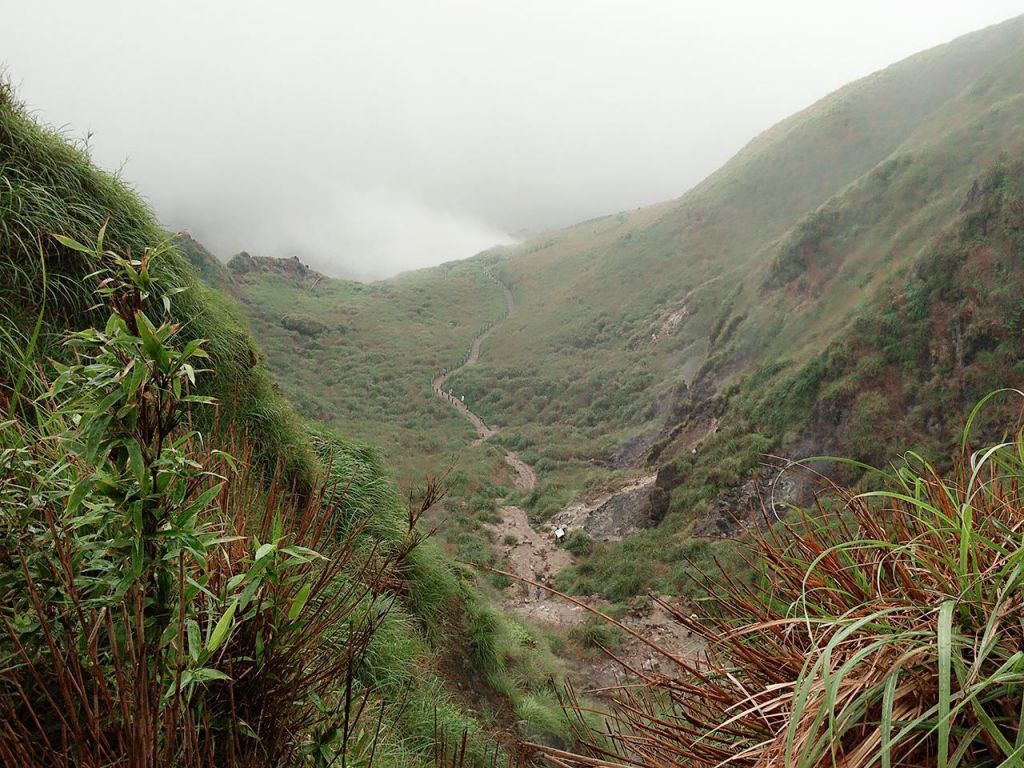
549,472,657,540
504,451,537,491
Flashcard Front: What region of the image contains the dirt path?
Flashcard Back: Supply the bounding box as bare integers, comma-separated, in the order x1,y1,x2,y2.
432,269,510,443
434,268,703,692
504,451,537,491
495,506,574,596
432,271,542,492
431,269,570,590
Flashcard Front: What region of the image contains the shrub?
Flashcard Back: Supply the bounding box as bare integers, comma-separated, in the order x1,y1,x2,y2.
0,241,395,767
281,313,328,337
561,529,594,557
568,618,623,650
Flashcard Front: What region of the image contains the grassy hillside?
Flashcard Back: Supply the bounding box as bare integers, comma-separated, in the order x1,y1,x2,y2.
0,83,571,765
0,83,321,493
232,15,1024,608
227,252,506,480
558,155,1024,600
448,15,1024,507
554,420,1024,768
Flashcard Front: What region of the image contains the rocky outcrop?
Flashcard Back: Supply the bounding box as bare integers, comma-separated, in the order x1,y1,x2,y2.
692,458,817,538
228,252,325,286
579,484,669,541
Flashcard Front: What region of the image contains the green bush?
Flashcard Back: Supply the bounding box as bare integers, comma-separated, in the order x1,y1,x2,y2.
568,618,623,650
0,248,389,766
561,529,594,557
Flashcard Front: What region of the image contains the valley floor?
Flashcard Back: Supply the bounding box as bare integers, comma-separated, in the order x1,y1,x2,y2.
432,270,703,693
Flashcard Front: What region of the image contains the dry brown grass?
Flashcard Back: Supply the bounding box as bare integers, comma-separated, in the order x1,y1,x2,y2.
538,409,1024,767
0,440,404,768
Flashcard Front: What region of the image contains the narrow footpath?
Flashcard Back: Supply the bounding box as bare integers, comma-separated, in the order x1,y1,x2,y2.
432,268,703,693
431,270,571,588
431,270,531,475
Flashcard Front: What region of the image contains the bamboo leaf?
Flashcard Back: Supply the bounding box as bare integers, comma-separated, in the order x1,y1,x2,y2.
206,600,238,653
288,582,312,621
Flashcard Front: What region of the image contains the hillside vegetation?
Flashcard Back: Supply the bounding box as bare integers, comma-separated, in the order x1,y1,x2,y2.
7,12,1024,767
0,83,572,766
453,14,1024,508
551,408,1024,767
225,251,507,481
231,15,1024,605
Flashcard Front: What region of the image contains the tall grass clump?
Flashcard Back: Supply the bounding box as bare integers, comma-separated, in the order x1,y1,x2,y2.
0,78,318,491
548,393,1024,767
0,239,401,767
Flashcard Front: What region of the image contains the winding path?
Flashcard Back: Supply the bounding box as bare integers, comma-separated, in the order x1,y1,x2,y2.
432,270,535,488
434,268,704,691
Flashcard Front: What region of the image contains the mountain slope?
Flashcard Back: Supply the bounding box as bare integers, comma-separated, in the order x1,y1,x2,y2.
0,84,571,764
449,14,1024,504
227,252,507,480
232,15,1024,603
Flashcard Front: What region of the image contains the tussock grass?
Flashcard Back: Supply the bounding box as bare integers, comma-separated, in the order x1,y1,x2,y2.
0,82,569,763
0,79,318,490
551,395,1024,767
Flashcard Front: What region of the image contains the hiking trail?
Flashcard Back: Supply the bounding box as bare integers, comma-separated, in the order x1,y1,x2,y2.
434,268,703,692
431,269,529,472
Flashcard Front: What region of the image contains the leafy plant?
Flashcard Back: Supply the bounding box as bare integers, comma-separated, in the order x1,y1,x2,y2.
0,236,394,767
560,530,593,558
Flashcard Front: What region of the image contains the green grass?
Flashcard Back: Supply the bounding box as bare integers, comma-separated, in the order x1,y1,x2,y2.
448,18,1024,506
228,16,1024,612
231,255,507,483
568,618,624,650
0,81,319,492
234,19,1024,556
557,158,1024,600
0,82,572,765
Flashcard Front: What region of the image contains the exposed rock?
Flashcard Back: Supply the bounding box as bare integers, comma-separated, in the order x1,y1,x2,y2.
610,382,691,468
580,484,669,541
551,474,658,539
228,252,325,286
693,458,815,538
960,179,982,212
280,313,328,337
607,429,661,469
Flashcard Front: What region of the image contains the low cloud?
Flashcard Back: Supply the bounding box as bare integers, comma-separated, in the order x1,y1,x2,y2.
4,1,1022,279
171,188,514,281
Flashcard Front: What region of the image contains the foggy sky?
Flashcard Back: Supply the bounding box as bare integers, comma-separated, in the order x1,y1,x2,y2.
4,2,1024,280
